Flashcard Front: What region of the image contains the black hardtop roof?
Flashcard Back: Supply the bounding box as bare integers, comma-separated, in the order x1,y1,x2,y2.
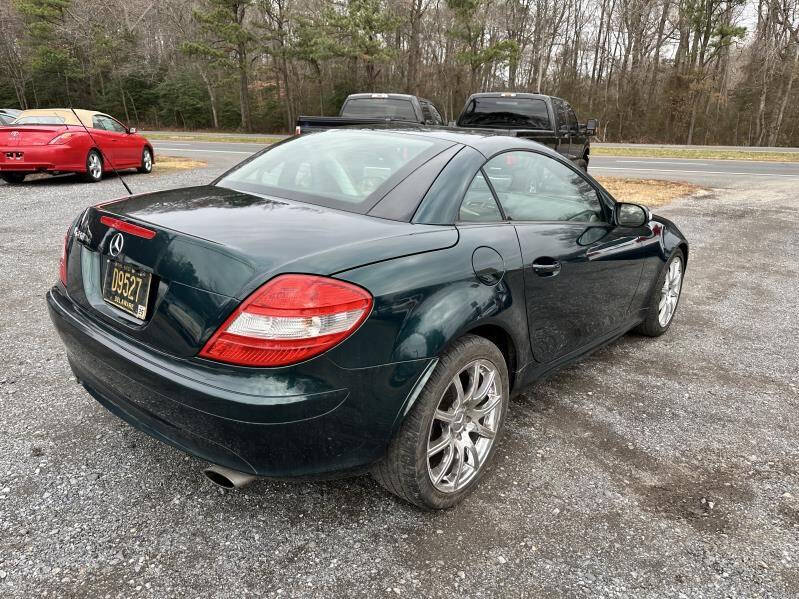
345,93,434,104
465,92,562,102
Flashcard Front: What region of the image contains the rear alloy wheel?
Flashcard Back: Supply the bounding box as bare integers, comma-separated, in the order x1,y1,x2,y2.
83,150,103,183
635,249,685,336
1,172,26,184
373,335,509,509
138,148,153,174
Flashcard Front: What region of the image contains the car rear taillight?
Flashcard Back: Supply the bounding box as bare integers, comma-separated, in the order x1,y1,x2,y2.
49,132,79,145
100,215,156,239
199,274,373,367
59,228,70,286
294,125,301,135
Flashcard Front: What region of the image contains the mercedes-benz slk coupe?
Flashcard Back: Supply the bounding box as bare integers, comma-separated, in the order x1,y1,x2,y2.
47,129,688,509
0,109,153,184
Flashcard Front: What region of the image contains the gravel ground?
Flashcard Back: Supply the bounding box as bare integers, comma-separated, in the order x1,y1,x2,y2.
1,166,798,598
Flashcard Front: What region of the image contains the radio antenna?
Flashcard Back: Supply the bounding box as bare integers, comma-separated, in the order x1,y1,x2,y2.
69,106,132,195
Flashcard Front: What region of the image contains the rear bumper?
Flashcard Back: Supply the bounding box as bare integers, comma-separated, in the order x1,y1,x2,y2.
0,145,82,173
47,286,432,477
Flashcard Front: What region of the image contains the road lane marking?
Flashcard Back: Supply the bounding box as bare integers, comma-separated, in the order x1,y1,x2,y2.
590,166,799,177
153,147,253,154
151,141,267,147
613,160,710,165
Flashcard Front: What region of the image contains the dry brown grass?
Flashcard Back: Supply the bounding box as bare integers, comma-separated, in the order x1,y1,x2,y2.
154,155,207,172
595,176,703,207
592,146,799,162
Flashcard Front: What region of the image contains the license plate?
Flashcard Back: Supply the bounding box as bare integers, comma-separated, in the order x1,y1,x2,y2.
102,260,152,319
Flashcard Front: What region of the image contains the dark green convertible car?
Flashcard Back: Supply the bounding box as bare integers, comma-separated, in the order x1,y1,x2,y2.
47,129,687,509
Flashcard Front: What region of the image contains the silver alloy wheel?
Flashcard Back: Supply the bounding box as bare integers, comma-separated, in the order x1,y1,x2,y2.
88,152,102,180
658,258,683,327
143,149,152,172
427,359,503,493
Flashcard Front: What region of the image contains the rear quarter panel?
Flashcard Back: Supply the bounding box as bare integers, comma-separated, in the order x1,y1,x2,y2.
331,223,531,375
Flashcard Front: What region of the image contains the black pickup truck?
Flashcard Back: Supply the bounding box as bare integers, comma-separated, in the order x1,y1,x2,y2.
456,93,597,169
295,93,445,134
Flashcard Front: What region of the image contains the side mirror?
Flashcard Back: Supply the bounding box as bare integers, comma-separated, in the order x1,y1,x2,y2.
128,127,137,134
585,119,597,136
616,203,649,227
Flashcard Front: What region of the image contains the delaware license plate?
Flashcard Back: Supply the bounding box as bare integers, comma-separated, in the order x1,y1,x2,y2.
102,260,152,319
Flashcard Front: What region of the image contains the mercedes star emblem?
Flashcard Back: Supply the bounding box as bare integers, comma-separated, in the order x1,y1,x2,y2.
109,233,124,257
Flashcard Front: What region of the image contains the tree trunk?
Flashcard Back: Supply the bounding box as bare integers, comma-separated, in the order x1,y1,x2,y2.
768,44,798,146
237,42,252,132
200,70,219,129
406,0,422,94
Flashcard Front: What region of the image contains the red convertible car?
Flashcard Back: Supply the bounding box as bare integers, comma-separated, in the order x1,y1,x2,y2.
0,109,154,184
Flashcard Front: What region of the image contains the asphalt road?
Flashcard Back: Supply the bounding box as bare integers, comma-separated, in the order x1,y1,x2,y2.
150,140,799,188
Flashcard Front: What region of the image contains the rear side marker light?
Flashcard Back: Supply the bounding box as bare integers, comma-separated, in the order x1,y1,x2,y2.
59,228,69,286
199,274,373,367
100,216,156,239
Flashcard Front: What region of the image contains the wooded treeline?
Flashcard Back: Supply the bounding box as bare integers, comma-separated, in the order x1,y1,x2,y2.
1,0,798,145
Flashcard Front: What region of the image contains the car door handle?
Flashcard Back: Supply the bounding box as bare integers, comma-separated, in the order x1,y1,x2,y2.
532,259,561,277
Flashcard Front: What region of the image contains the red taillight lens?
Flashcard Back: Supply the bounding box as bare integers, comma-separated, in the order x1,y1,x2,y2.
294,126,302,135
59,228,69,286
100,215,156,239
199,274,373,367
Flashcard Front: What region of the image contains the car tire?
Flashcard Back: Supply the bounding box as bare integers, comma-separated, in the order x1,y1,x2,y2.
635,249,685,337
1,172,26,184
83,149,103,183
137,148,153,174
373,334,509,509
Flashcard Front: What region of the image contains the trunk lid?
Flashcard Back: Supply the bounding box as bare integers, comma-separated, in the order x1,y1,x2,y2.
67,185,456,357
0,125,67,146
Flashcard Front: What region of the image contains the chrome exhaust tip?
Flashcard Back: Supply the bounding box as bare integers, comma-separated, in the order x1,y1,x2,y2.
203,465,257,490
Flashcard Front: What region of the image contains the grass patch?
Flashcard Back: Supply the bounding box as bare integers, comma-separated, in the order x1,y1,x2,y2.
146,132,280,145
595,176,703,207
592,146,799,162
154,155,207,172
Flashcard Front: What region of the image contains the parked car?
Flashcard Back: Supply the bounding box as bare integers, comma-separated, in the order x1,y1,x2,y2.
47,128,687,509
0,108,153,184
456,92,597,170
295,93,445,134
0,109,22,126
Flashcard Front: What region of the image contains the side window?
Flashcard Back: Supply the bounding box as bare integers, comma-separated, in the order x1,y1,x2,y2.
101,116,127,133
91,116,106,130
429,105,444,125
483,151,604,222
553,99,568,133
420,102,432,124
567,106,579,133
459,171,503,222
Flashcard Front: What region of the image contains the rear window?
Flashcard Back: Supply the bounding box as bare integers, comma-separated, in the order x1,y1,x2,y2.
13,116,66,125
340,98,417,121
458,97,551,129
216,130,450,214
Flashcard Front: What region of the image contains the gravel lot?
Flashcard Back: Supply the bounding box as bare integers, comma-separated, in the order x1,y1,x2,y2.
1,166,797,598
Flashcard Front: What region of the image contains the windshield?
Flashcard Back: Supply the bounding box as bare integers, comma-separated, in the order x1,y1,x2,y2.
216,130,450,214
13,116,66,125
340,98,417,121
458,97,551,129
